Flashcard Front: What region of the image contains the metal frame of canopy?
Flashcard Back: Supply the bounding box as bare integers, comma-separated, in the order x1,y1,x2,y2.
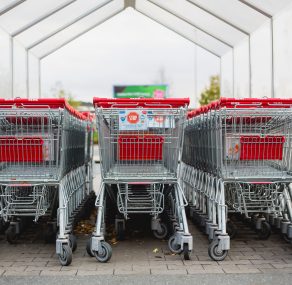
0,0,287,99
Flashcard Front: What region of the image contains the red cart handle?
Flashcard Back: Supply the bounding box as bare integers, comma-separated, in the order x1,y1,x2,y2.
0,98,87,121
217,98,292,109
93,97,190,108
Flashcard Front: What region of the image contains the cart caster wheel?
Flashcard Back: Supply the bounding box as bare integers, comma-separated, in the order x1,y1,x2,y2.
183,244,190,260
117,222,125,241
6,226,18,244
69,234,77,252
0,220,9,234
227,221,237,239
257,221,271,240
185,206,190,218
93,241,112,263
153,223,168,239
86,238,94,257
168,235,182,254
281,233,292,243
58,244,72,266
192,214,199,225
208,239,228,261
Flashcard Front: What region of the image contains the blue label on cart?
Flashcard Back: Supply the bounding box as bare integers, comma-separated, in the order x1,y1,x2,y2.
119,110,148,130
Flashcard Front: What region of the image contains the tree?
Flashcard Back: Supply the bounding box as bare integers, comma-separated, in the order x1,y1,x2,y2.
199,75,220,106
51,81,80,108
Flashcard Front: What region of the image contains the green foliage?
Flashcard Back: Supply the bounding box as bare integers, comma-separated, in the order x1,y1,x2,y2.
93,130,98,145
51,81,80,108
199,75,220,106
58,89,80,108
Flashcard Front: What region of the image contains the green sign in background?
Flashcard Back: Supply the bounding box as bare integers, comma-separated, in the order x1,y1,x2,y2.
113,85,168,98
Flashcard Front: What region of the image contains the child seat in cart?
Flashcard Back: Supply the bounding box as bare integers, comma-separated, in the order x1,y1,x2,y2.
87,97,193,262
0,98,92,266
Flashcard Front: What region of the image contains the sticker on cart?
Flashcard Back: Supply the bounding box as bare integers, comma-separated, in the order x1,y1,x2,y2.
147,112,174,128
119,110,148,130
225,137,240,160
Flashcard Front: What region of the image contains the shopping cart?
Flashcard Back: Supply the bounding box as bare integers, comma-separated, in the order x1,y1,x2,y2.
0,98,91,266
181,98,292,261
87,98,193,262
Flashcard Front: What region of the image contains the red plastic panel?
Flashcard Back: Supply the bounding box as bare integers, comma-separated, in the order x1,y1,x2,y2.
93,98,189,108
118,135,164,160
0,137,44,162
240,135,285,160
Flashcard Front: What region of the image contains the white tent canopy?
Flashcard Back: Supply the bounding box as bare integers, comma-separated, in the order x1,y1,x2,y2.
0,0,292,100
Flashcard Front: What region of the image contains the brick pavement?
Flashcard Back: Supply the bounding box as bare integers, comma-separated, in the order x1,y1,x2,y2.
0,220,292,276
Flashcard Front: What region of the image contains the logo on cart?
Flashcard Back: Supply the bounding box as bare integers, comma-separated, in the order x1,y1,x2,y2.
154,116,165,123
127,112,140,124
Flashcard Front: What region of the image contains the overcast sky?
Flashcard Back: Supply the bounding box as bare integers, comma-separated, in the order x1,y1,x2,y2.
40,8,219,107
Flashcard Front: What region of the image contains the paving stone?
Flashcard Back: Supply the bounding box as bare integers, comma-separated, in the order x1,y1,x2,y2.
0,261,13,267
271,263,292,268
151,268,187,275
251,259,285,265
187,268,206,274
217,259,252,265
114,268,150,275
202,265,225,273
77,269,114,276
40,269,77,276
11,261,48,267
4,270,41,276
260,268,292,273
222,265,261,274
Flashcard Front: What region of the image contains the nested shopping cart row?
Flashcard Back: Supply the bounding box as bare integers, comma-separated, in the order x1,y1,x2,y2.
0,98,94,266
86,98,193,262
181,98,292,261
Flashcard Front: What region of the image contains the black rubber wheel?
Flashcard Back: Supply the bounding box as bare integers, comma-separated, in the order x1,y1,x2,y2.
116,222,125,241
192,213,200,225
183,243,190,260
0,220,9,234
6,226,18,244
226,221,238,239
185,206,190,218
168,235,182,254
69,234,77,252
43,224,56,244
281,233,292,243
86,238,94,257
208,239,228,261
58,244,72,266
257,221,271,240
93,241,112,263
153,223,168,240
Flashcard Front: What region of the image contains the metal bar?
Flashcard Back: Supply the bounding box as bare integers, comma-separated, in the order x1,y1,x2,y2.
38,59,41,98
147,0,234,47
238,0,272,18
232,48,235,97
0,0,25,17
187,0,249,35
25,49,29,98
238,1,274,98
39,8,123,60
248,35,252,98
194,44,198,105
271,18,275,98
136,9,221,58
27,0,113,50
11,0,77,37
9,36,14,99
